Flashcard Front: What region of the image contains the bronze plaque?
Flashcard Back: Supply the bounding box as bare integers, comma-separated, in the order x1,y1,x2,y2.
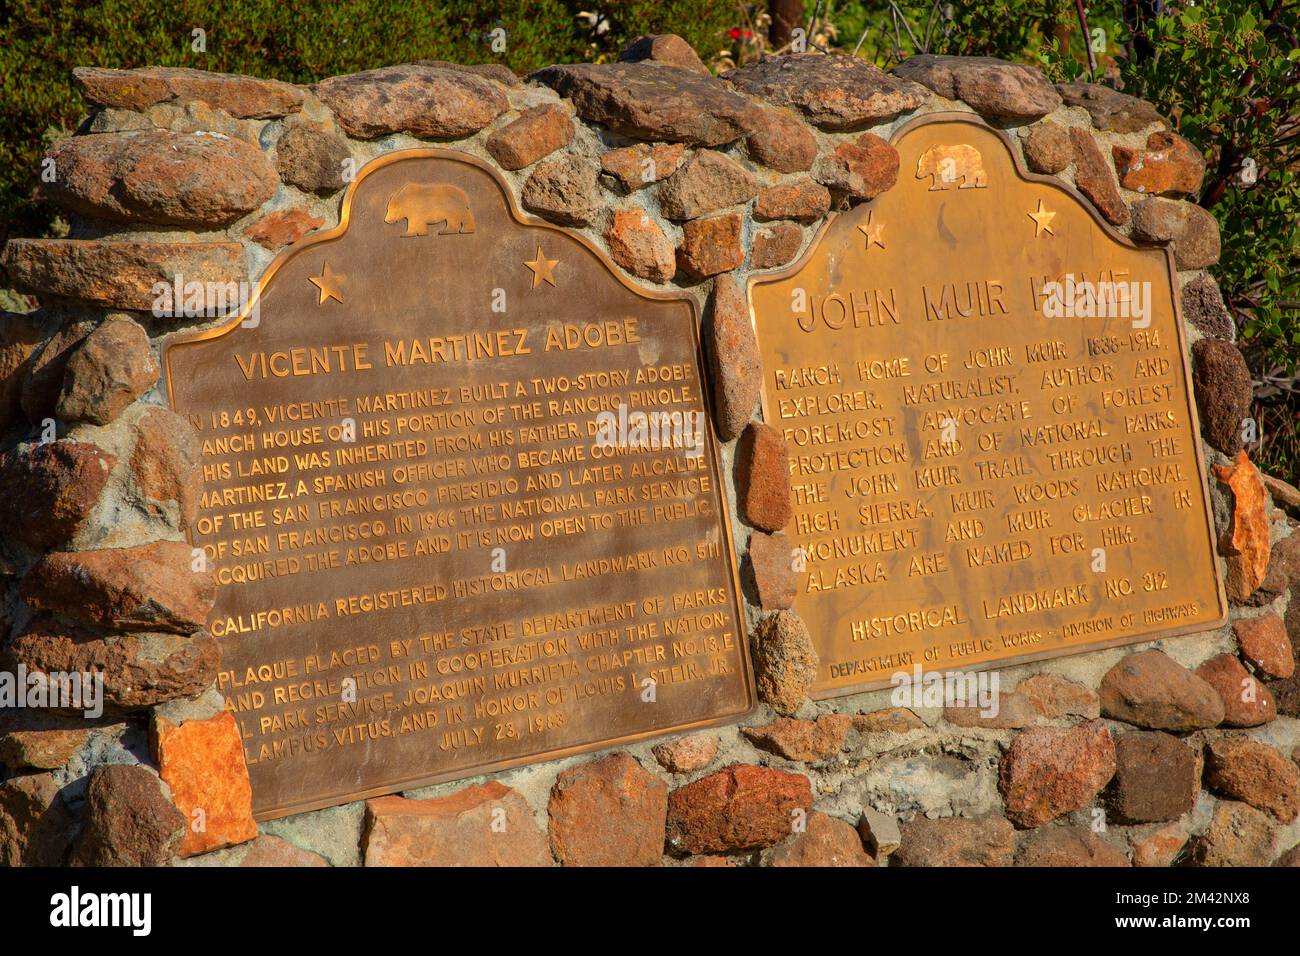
165,150,752,819
750,114,1227,699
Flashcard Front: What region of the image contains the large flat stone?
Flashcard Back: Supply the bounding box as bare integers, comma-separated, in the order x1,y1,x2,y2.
43,130,277,228
725,53,927,129
531,61,751,146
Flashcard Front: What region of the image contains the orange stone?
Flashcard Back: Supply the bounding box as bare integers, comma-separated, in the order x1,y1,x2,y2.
154,711,257,857
1213,451,1272,602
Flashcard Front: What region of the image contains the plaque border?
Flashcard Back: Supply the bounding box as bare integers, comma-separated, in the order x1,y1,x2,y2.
162,148,755,821
747,112,1229,700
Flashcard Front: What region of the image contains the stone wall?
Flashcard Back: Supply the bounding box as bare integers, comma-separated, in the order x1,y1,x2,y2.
1,36,1298,868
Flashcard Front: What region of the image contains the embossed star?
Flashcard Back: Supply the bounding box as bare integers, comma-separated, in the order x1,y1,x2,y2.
524,246,559,288
309,262,345,304
1028,199,1056,238
858,213,885,250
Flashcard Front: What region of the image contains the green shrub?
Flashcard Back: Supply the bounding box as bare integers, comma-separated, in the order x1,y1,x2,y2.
0,0,736,243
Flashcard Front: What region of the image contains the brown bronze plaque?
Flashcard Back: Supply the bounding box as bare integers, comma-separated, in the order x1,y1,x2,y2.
750,114,1227,699
165,150,752,819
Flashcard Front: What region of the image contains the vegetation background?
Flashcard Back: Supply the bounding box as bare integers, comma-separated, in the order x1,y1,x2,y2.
1,0,1295,477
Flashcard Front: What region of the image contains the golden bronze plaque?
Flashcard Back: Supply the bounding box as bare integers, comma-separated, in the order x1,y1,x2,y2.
750,114,1227,699
165,150,753,819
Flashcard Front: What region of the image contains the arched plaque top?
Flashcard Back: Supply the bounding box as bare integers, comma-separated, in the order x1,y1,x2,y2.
748,112,1227,701
165,148,696,366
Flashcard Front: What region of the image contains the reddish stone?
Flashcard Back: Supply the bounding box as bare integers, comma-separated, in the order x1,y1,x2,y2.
743,714,851,762
314,64,507,140
604,209,675,283
1069,127,1129,225
1057,83,1167,133
20,318,96,423
755,178,831,223
243,207,325,250
1099,649,1224,730
1234,615,1294,678
130,405,203,530
652,733,718,774
752,222,802,270
619,34,709,75
155,712,257,857
892,54,1061,120
180,833,329,867
1213,452,1273,603
658,151,757,221
1113,131,1205,196
748,530,797,610
485,105,574,170
1196,653,1276,727
1171,205,1221,269
43,130,277,228
677,212,744,278
0,440,116,549
944,692,1039,729
1193,340,1253,455
725,54,927,129
1020,120,1072,174
1017,673,1099,719
363,782,551,866
412,60,519,86
548,752,667,867
22,540,216,634
1131,821,1190,867
742,106,818,173
751,610,817,715
522,153,600,226
2,238,246,313
0,772,75,866
1108,731,1199,823
706,274,761,440
894,813,1015,867
5,616,219,712
765,811,873,866
0,312,46,433
533,62,751,146
70,764,185,867
1263,476,1300,514
1191,800,1274,866
737,421,792,531
1129,196,1189,242
274,121,352,195
74,66,304,118
0,726,88,770
998,720,1117,827
55,318,158,425
665,764,812,855
599,143,685,191
1250,528,1300,607
1205,735,1300,822
815,132,900,199
1015,826,1130,866
853,707,923,733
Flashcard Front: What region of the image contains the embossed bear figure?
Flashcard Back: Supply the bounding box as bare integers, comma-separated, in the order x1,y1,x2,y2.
915,143,988,190
384,182,476,236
